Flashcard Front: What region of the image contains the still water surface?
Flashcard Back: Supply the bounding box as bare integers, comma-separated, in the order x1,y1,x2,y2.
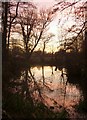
11,66,83,116
30,66,83,110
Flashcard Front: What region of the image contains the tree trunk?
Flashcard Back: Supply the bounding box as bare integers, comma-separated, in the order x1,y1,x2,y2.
2,2,8,60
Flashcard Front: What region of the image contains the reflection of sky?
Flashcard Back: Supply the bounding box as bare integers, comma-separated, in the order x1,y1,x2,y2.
30,66,83,111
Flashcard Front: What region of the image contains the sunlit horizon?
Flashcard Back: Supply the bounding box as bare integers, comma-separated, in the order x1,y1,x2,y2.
9,0,86,53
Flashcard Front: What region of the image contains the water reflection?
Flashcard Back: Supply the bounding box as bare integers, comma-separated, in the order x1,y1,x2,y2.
35,67,81,107
10,66,82,113
8,66,83,116
3,65,87,119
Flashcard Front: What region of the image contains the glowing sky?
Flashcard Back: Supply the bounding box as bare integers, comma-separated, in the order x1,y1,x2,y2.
31,0,59,52
32,0,55,8
11,0,86,52
32,0,86,52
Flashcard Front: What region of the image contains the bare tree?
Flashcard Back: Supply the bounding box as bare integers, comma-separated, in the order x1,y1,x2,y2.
54,0,87,54
16,3,55,60
2,1,20,59
2,2,8,58
40,33,55,63
7,1,19,49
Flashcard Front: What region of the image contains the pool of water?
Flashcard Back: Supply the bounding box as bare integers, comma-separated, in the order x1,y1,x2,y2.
10,66,83,115
30,66,83,110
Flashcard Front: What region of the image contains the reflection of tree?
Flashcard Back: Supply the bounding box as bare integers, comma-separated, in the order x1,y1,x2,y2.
42,66,45,85
51,66,54,75
29,68,43,100
59,68,67,108
4,67,63,119
63,80,67,108
21,69,34,107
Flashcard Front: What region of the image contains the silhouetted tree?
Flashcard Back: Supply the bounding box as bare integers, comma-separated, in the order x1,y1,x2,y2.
7,2,19,49
13,3,56,60
2,1,19,60
2,2,8,59
41,33,54,63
